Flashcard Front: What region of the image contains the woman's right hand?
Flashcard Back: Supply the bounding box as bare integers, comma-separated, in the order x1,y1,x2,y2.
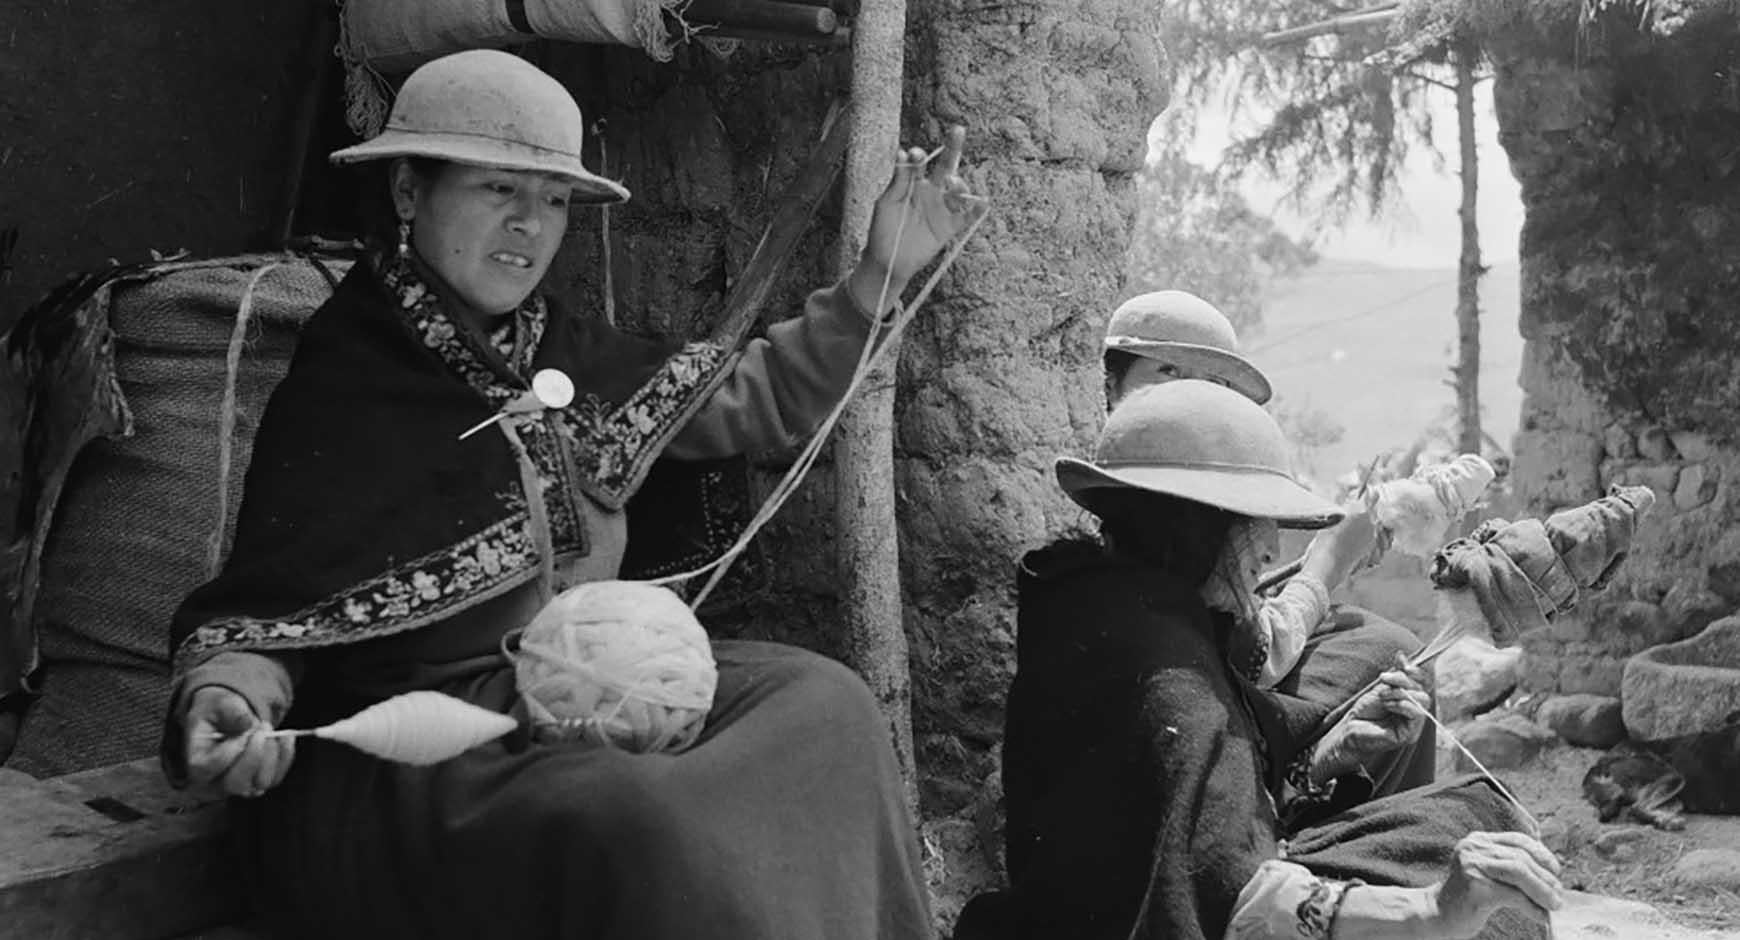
1428,832,1563,938
1300,499,1385,590
183,685,295,798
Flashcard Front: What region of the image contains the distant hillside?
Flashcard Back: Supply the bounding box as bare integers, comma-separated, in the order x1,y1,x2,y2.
1246,258,1525,487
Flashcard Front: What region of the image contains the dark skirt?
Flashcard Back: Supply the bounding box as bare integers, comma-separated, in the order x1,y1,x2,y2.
242,640,931,940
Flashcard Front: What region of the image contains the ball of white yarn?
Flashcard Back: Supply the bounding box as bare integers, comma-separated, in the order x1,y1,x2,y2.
511,580,717,754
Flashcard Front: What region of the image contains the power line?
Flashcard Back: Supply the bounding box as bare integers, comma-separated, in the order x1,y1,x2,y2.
1245,274,1458,356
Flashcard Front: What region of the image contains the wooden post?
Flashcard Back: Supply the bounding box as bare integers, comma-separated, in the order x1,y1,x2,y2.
1454,41,1483,457
832,0,917,812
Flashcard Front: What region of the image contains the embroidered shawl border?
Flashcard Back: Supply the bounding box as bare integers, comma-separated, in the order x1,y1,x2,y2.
171,513,540,674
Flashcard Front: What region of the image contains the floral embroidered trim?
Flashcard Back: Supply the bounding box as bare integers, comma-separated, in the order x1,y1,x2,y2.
1293,877,1355,939
172,514,539,673
381,255,545,398
1237,623,1271,684
508,415,585,554
381,253,729,515
1285,745,1333,807
553,340,728,509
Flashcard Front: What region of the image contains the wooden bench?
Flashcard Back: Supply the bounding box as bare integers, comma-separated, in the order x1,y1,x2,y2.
0,759,263,940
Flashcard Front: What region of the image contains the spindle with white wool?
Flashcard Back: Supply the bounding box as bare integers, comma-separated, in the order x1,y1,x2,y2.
508,580,717,753
262,690,521,765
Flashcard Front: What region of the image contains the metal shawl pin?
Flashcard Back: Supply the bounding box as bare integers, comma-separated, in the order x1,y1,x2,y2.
458,368,577,440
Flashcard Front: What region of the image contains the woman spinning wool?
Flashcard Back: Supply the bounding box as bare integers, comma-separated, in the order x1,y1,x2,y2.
163,49,983,940
957,380,1562,940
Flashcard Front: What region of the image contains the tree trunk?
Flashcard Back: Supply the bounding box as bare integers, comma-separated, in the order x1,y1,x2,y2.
833,0,917,812
1454,43,1483,456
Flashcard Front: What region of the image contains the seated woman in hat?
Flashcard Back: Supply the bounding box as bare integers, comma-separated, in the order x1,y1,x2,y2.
162,49,982,940
1100,289,1433,795
963,380,1559,940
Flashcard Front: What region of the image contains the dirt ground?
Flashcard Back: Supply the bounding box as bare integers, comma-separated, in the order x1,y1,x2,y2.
1465,743,1740,934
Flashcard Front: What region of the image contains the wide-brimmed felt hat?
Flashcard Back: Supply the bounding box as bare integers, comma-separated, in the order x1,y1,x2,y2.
1103,290,1272,404
329,49,629,205
1056,380,1342,528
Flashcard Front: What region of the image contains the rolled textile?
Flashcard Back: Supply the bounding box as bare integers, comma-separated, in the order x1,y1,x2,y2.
340,0,685,76
337,0,690,135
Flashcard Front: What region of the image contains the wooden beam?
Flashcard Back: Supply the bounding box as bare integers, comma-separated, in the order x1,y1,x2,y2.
0,759,246,940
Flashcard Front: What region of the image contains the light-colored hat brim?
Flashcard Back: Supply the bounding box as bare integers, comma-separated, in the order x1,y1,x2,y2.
1104,338,1272,405
1055,458,1343,529
329,130,630,205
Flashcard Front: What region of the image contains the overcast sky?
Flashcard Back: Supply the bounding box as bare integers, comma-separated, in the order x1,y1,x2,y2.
1174,78,1524,269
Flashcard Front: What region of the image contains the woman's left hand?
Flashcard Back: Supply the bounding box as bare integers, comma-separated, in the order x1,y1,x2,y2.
853,125,987,302
1311,660,1431,784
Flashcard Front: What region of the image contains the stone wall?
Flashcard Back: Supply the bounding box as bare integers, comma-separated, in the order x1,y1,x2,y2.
1490,8,1740,695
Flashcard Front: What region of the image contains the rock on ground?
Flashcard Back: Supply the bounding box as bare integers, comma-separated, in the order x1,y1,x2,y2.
1452,712,1557,772
1592,825,1650,861
1537,694,1625,749
1669,849,1740,892
1437,636,1524,722
1623,617,1740,742
1549,891,1734,939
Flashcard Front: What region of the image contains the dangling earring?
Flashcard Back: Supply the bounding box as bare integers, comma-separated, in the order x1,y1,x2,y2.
397,219,411,259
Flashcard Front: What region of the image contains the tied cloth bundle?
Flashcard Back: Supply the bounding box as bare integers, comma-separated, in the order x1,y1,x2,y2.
1428,483,1657,649
507,580,717,753
1367,454,1496,558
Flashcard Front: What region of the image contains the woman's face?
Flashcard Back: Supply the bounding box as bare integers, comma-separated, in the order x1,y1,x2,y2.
1109,356,1235,409
394,161,571,315
1242,518,1281,582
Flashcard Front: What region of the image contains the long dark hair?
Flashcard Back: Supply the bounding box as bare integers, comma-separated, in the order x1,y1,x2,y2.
1077,487,1238,589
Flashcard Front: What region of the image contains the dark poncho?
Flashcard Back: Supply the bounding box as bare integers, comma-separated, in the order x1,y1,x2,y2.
168,257,734,675
163,258,930,940
980,540,1540,940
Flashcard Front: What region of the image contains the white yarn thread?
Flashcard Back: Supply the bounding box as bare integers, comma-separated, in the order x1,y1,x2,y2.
649,153,991,610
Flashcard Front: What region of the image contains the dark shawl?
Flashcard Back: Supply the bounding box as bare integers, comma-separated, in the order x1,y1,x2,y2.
999,540,1323,940
168,259,735,677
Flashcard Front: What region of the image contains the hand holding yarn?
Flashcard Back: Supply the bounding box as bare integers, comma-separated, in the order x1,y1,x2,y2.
509,580,717,753
1310,659,1431,783
183,685,296,798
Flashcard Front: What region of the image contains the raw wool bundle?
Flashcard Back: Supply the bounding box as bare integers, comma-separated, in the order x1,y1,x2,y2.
1368,453,1495,558
510,580,716,753
279,690,520,764
336,0,690,134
